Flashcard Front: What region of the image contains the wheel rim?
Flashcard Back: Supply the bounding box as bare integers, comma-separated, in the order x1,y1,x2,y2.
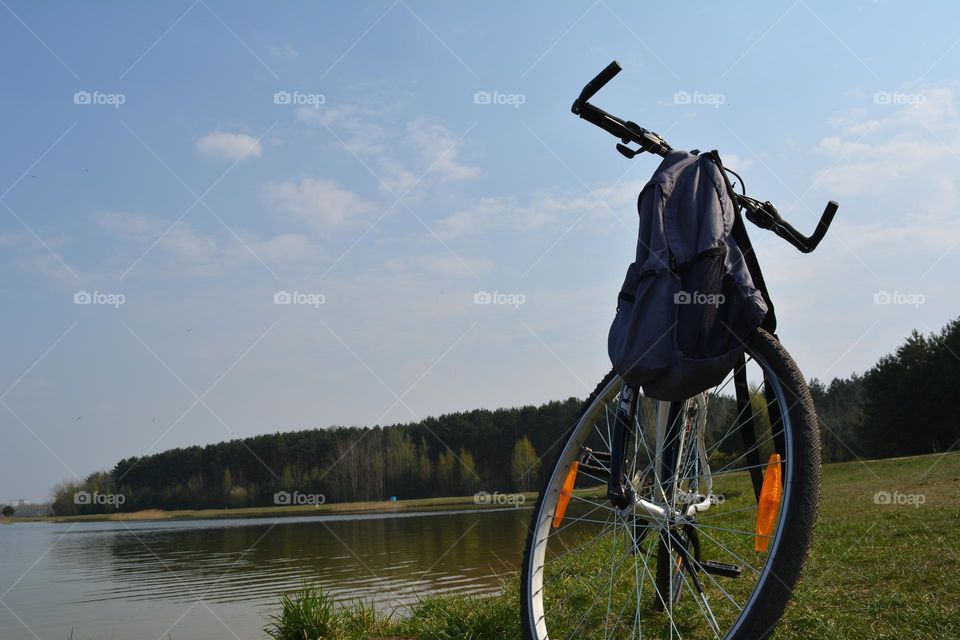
524,351,796,640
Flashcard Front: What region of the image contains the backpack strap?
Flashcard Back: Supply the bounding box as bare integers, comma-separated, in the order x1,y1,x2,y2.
704,151,778,334
731,208,777,334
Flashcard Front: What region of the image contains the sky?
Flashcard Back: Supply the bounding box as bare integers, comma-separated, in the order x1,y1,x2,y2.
1,1,958,502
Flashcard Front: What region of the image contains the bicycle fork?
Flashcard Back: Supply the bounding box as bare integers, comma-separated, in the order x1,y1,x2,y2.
607,384,682,517
607,383,638,510
607,383,682,515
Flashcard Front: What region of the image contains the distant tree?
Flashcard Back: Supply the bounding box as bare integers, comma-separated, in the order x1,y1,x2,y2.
435,449,457,495
458,447,481,494
51,480,83,516
809,375,865,463
414,438,433,494
383,430,416,497
222,467,234,503
281,464,296,492
511,437,541,492
1,505,14,517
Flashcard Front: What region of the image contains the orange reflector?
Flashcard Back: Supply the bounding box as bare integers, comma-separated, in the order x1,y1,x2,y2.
755,453,782,553
552,461,580,529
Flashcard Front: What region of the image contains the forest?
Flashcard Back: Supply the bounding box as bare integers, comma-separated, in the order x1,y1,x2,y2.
51,317,960,515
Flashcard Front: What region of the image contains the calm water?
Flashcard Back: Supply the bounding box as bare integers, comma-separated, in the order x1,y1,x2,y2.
0,506,531,640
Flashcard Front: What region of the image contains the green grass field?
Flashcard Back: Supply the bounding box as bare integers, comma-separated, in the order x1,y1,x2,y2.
267,450,960,639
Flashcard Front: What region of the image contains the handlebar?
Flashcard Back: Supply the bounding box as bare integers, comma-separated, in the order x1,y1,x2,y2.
572,60,622,112
739,196,839,254
572,60,839,253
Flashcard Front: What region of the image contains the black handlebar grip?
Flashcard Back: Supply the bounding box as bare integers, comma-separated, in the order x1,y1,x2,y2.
821,200,839,227
791,200,839,252
573,60,622,114
808,200,838,247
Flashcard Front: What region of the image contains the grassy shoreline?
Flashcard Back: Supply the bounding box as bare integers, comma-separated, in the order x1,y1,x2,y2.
5,492,539,524
267,451,960,639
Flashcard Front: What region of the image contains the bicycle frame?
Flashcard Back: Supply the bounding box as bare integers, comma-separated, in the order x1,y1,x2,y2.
610,384,717,523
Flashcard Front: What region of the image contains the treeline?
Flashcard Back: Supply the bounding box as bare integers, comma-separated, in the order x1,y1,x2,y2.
52,317,960,515
52,399,577,515
812,318,960,461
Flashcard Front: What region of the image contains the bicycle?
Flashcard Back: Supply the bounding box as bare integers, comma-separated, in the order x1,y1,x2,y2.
520,61,839,640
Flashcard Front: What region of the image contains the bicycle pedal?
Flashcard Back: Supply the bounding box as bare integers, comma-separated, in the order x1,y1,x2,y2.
700,561,742,578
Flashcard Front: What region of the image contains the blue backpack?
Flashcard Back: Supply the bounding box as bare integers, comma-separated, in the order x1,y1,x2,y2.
608,150,769,400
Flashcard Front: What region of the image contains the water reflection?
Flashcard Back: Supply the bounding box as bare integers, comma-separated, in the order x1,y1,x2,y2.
0,507,530,640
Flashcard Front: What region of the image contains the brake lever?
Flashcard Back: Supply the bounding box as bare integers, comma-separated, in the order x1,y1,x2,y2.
739,197,839,253
615,123,671,159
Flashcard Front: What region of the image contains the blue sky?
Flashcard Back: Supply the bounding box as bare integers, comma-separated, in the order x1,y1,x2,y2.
2,1,959,501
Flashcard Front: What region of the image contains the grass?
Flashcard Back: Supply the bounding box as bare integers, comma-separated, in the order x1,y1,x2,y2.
265,450,960,639
264,585,522,640
14,493,540,524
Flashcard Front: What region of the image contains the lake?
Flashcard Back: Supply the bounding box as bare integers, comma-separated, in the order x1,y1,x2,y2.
0,506,531,640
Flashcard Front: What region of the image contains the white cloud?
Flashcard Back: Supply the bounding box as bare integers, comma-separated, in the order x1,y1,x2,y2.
437,180,646,239
296,104,362,127
294,104,479,193
93,212,315,274
407,118,480,182
247,233,313,262
94,211,166,241
719,153,752,173
385,254,492,278
196,131,263,162
812,84,959,201
263,177,373,229
789,83,960,275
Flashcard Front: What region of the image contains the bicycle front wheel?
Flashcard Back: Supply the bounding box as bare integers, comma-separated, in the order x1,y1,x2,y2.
520,329,820,640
